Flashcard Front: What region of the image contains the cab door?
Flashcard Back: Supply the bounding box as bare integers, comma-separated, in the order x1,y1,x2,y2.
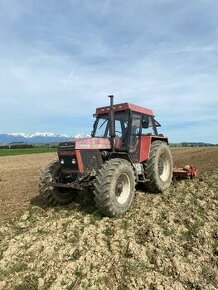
129,113,142,162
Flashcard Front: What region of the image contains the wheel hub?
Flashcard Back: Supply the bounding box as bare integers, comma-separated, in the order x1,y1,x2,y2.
115,173,131,204
158,153,170,182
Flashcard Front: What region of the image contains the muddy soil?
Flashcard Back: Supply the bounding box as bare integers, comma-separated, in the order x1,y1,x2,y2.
0,153,55,224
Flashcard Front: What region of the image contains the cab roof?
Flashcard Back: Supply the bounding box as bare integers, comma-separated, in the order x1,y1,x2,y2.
96,103,154,116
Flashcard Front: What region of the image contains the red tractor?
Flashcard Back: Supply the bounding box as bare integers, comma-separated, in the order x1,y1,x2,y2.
39,96,173,216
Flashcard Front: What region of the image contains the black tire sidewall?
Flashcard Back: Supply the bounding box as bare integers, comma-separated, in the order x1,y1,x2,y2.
40,160,74,204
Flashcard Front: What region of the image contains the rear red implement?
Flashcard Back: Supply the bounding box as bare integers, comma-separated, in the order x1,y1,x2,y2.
173,165,199,179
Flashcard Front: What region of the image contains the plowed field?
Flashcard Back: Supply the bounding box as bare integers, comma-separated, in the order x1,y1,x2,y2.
0,147,217,290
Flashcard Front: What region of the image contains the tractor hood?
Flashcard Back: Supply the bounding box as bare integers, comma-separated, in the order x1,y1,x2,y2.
58,137,111,151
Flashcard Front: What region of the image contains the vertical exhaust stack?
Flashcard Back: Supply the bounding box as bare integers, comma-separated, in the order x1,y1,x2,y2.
108,95,115,152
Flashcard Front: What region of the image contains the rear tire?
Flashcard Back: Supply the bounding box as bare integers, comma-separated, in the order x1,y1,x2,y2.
39,160,74,205
94,158,136,217
144,141,173,192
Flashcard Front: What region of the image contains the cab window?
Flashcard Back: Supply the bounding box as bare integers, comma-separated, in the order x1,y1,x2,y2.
142,115,153,135
131,113,141,135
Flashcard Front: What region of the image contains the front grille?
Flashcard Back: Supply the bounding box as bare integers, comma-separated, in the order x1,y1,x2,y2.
59,156,78,170
80,150,103,170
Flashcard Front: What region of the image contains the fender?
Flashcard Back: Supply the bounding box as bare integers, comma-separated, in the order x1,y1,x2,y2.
139,135,169,163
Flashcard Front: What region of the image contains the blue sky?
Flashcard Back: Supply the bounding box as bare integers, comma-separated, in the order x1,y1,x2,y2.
0,0,217,143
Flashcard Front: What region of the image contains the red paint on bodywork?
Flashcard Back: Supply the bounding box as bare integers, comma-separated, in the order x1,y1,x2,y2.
74,137,111,150
57,150,84,173
76,150,84,172
139,135,152,162
139,135,169,162
96,103,153,116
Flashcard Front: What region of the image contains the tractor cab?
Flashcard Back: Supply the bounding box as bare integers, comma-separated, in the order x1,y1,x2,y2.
92,102,162,161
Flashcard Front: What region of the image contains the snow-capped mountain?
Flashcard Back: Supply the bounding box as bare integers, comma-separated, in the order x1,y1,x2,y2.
74,133,91,139
8,132,29,138
28,132,71,138
0,132,84,144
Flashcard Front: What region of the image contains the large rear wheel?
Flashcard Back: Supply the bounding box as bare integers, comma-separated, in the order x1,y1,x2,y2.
94,158,136,217
144,141,173,192
39,160,74,205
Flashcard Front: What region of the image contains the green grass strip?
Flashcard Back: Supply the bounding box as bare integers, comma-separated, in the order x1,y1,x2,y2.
0,147,56,156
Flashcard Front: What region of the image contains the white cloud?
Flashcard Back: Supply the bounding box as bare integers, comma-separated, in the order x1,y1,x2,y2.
0,0,217,142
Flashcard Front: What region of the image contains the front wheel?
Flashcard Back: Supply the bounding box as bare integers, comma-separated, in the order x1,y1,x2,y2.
144,141,173,192
94,158,136,217
39,160,75,205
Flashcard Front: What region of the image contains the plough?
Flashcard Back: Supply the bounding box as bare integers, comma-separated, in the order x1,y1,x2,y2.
173,165,199,179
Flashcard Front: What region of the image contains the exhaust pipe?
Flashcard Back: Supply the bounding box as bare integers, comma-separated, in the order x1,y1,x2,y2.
108,95,115,152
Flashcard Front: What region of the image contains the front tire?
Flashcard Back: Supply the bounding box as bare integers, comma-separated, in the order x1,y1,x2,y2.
94,158,136,217
39,160,74,205
144,141,173,193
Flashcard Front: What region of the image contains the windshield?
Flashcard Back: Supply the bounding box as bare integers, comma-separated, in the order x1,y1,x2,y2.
93,111,129,138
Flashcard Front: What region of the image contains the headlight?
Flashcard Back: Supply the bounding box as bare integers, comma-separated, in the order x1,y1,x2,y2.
72,158,76,164
60,159,65,164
